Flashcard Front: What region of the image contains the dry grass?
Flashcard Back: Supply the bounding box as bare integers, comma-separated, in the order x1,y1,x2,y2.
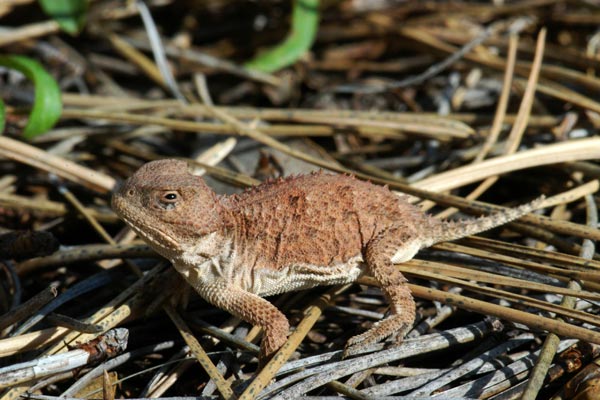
1,1,600,399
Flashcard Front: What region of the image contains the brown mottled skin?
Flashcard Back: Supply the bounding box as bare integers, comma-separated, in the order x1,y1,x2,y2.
112,159,541,362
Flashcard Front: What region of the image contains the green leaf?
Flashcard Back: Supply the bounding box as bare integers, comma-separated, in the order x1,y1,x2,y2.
0,55,62,139
38,0,88,34
245,0,320,73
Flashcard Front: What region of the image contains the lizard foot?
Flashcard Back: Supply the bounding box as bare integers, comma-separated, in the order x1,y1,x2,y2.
343,318,411,357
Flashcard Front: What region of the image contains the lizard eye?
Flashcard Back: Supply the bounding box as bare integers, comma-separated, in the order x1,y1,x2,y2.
163,192,177,201
156,191,180,210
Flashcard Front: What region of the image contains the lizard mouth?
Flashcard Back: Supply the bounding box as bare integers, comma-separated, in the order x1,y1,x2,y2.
112,195,181,253
122,214,181,253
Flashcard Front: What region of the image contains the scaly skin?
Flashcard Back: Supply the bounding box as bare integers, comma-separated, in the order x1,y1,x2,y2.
112,159,541,363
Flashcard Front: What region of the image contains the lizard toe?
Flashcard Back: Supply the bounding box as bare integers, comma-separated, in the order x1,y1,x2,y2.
343,318,411,357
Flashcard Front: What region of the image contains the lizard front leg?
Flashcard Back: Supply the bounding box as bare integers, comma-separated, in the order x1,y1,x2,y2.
345,226,418,356
196,279,290,364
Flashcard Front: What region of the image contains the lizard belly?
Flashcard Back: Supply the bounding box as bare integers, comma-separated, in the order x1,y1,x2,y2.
247,255,365,297
173,236,364,298
174,255,364,298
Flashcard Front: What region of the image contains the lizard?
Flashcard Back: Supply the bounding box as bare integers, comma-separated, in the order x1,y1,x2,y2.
111,158,542,363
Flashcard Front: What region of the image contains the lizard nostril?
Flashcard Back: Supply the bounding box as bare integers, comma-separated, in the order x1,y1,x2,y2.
127,189,134,196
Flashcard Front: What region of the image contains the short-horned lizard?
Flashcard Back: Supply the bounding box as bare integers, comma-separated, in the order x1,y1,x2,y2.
112,159,540,362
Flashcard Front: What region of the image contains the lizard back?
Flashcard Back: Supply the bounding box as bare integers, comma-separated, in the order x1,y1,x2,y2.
220,172,428,272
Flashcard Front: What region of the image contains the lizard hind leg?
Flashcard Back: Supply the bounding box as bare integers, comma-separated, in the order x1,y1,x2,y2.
344,227,418,357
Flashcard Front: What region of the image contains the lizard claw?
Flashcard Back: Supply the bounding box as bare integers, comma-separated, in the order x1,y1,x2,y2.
343,320,411,358
342,343,363,358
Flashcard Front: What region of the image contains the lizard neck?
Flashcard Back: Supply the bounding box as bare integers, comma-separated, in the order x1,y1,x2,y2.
174,231,231,270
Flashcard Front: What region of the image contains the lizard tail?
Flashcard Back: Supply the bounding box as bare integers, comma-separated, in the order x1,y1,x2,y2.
425,195,545,246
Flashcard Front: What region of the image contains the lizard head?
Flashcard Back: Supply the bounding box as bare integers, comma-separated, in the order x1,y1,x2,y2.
111,159,224,257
